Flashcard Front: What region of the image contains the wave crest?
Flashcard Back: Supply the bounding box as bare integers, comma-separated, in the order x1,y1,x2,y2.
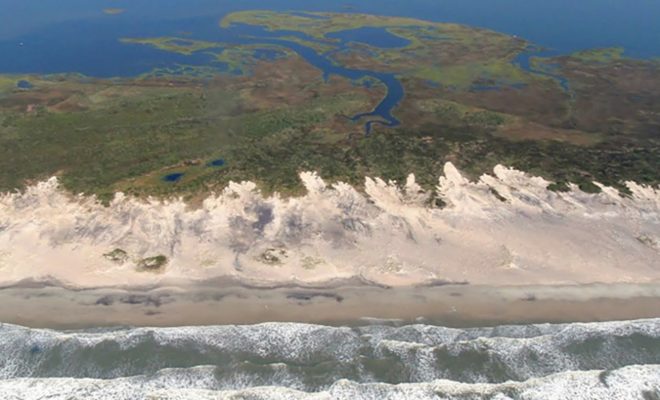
0,365,657,400
1,319,658,388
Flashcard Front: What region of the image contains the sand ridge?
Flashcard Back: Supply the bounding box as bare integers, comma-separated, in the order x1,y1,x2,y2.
0,163,658,289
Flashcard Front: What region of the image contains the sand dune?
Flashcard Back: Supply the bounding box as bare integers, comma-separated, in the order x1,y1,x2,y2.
0,163,658,289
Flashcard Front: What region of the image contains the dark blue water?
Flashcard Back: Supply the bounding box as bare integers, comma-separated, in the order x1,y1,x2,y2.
16,80,33,89
0,0,657,132
163,173,184,182
351,73,403,133
209,159,226,167
514,51,571,93
233,34,403,132
0,17,219,77
2,0,657,57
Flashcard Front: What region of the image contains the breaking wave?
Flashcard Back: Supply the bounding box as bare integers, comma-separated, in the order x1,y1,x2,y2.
1,366,658,400
0,319,659,399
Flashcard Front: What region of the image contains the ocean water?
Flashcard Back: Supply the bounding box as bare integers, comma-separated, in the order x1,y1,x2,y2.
0,319,659,399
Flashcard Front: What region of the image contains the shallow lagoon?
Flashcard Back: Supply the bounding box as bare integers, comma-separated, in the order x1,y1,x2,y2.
1,0,657,76
1,0,658,55
0,0,657,132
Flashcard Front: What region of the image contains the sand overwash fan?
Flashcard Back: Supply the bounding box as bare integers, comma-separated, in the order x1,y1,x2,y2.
0,163,658,288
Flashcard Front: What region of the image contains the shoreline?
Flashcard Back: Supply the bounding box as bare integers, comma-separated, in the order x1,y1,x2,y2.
1,163,658,328
2,281,660,329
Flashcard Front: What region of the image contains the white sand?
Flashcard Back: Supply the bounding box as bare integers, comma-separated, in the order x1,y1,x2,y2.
0,163,658,289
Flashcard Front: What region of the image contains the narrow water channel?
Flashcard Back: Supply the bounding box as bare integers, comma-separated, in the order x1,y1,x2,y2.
225,24,405,133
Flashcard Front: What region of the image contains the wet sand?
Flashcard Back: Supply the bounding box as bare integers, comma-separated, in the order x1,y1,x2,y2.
2,282,660,329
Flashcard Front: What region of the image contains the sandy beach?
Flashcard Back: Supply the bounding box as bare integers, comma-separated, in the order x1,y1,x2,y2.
1,281,659,329
0,163,658,328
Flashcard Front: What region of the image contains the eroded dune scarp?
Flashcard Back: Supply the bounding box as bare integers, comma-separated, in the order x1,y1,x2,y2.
0,163,658,288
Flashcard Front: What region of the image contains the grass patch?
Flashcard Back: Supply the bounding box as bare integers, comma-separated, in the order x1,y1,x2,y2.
220,10,435,39
138,255,168,272
121,37,222,55
1,73,656,201
414,60,532,90
569,47,624,64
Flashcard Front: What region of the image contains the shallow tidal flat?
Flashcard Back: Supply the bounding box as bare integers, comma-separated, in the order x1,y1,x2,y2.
2,282,660,329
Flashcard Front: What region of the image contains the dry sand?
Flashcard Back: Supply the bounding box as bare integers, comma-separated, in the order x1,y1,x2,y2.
0,163,658,290
0,163,658,328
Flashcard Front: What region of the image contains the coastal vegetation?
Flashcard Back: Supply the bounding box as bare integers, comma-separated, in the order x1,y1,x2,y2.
138,255,169,272
219,11,531,89
0,11,657,201
413,61,532,90
103,249,129,264
0,71,655,200
568,47,625,64
219,11,436,38
121,37,221,55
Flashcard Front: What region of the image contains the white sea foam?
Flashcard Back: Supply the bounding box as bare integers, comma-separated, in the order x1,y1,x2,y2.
0,365,658,400
0,163,658,288
0,319,658,387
